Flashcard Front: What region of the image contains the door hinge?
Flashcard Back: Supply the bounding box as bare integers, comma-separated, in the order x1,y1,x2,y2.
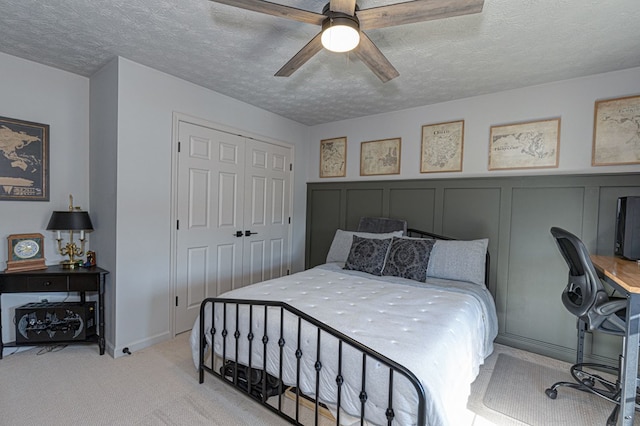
288,217,291,224
287,269,290,275
289,163,292,171
178,141,181,152
176,220,179,230
175,296,179,307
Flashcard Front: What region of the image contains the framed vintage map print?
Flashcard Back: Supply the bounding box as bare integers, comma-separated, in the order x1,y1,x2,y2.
360,138,401,176
0,116,49,201
489,118,560,171
592,94,640,166
420,120,464,173
320,137,347,178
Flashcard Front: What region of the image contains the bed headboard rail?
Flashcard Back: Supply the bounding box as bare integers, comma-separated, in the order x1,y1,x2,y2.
357,217,407,234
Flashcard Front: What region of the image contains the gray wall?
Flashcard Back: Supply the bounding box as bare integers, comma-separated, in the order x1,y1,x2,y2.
306,173,640,363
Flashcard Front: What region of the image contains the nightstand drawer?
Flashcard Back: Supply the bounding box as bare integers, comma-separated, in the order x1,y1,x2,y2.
68,274,99,291
26,275,68,292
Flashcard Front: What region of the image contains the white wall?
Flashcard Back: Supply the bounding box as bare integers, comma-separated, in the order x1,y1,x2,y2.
307,67,640,181
89,57,119,348
3,49,639,357
93,57,309,356
0,52,90,350
0,52,309,356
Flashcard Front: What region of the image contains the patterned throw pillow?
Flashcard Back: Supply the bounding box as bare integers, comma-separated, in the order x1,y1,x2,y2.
326,229,404,264
382,237,436,282
344,236,392,276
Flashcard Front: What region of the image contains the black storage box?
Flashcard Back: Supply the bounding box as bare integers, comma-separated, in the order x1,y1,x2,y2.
15,302,96,344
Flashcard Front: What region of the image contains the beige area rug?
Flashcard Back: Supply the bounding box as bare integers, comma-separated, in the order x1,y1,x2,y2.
482,353,637,426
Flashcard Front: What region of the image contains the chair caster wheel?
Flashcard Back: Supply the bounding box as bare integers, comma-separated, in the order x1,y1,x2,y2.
582,378,595,388
545,388,557,399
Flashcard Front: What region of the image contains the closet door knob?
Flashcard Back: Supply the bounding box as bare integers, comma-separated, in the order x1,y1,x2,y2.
244,230,258,237
234,231,243,237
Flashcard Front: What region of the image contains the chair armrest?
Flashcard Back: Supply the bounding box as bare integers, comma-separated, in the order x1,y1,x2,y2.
596,298,627,317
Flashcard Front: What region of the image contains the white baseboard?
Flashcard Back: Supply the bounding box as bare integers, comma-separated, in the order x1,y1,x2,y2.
113,331,172,359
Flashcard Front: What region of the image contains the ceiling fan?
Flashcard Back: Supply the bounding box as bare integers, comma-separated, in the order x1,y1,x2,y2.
210,0,484,82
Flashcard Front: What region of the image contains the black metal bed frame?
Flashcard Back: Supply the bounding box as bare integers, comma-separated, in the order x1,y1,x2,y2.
197,229,490,425
199,299,426,425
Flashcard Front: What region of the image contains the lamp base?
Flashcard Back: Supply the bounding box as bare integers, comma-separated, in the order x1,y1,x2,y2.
60,260,83,269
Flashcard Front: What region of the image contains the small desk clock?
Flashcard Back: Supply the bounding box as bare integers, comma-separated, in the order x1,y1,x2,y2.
5,233,47,272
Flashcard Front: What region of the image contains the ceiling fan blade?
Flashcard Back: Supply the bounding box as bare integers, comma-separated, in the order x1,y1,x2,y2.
353,33,399,83
210,0,324,25
357,0,484,30
329,0,357,15
275,32,324,77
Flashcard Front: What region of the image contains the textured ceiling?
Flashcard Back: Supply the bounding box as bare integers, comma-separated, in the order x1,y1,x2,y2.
1,0,639,125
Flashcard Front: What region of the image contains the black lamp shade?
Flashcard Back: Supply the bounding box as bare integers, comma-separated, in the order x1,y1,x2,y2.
47,211,94,231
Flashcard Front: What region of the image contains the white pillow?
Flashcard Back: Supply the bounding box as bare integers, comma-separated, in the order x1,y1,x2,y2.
426,239,489,286
326,229,404,264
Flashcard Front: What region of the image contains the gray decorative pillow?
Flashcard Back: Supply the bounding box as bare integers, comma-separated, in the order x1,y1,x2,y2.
326,229,404,265
344,236,392,276
426,239,489,286
382,237,436,281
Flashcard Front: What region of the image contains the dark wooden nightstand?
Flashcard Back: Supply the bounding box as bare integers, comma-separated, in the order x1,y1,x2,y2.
0,265,109,359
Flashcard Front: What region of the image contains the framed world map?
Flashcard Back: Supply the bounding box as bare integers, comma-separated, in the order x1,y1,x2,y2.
0,116,49,201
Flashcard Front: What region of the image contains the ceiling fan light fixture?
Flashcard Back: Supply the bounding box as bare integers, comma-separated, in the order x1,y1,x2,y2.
321,16,360,53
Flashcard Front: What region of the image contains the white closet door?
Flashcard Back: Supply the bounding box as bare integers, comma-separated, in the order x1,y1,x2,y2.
175,121,245,333
242,139,291,286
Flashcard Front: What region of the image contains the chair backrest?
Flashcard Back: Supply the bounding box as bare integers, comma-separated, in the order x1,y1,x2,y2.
550,227,609,320
357,217,407,235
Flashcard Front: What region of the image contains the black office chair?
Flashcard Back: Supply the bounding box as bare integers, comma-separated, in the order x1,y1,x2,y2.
544,227,638,425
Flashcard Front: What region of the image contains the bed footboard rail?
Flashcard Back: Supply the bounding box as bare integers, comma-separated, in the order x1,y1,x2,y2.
198,297,426,426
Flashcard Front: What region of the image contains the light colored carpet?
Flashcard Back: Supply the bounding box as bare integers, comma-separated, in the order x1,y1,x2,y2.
1,333,636,426
0,334,285,426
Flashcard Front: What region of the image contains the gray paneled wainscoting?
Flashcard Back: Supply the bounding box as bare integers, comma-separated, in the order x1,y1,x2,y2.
305,173,640,364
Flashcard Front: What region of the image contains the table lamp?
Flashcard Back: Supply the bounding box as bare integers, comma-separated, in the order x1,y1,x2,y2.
46,194,94,268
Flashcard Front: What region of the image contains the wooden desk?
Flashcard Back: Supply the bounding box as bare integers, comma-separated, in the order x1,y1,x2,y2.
0,265,109,359
591,255,640,426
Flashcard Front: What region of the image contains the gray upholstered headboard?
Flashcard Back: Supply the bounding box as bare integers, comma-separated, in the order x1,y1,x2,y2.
357,217,407,235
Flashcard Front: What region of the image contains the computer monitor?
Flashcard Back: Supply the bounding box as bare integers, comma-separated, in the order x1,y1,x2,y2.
615,196,640,260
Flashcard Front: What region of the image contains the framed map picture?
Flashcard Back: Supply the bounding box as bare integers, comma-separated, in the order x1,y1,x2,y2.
320,137,347,178
592,94,640,166
0,116,49,201
421,120,464,173
489,118,560,171
360,138,401,176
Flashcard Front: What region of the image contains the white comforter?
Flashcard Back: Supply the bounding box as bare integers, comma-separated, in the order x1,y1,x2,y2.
190,263,498,426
